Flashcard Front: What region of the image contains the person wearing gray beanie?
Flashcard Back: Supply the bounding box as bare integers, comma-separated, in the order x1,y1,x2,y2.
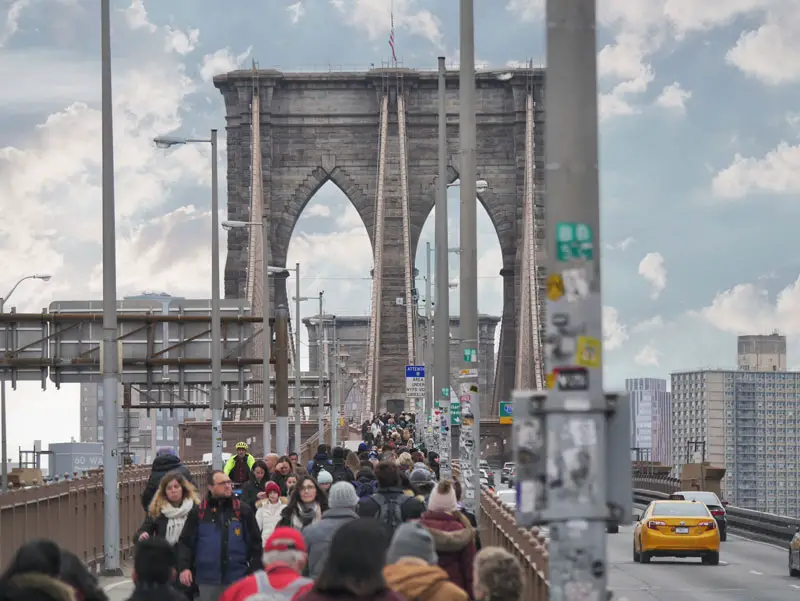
384,523,468,601
301,482,360,578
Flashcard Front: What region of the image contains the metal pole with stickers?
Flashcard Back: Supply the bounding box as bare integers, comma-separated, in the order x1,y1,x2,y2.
513,0,632,600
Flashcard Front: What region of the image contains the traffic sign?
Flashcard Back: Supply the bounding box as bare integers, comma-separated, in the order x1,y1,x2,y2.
464,348,477,363
450,401,462,425
499,401,513,424
405,365,425,398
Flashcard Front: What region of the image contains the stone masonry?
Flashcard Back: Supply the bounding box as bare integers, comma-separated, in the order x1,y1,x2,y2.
214,68,546,416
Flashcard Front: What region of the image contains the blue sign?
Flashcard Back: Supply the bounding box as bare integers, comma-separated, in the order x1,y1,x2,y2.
406,365,425,378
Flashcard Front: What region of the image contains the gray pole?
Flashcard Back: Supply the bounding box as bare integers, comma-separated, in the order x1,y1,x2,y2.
539,0,613,599
435,56,452,478
210,129,223,471
100,0,121,575
0,298,6,492
317,292,324,441
458,0,480,515
294,264,302,453
331,324,338,448
275,305,289,454
425,243,433,423
262,218,272,455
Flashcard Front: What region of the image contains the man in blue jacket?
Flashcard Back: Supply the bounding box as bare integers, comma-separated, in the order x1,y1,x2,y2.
177,469,263,601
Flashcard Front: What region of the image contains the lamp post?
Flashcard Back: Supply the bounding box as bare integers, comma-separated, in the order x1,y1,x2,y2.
315,292,325,440
154,130,221,468
0,274,51,493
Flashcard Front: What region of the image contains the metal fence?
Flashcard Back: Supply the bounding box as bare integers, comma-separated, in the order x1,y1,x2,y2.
451,461,549,601
0,427,329,571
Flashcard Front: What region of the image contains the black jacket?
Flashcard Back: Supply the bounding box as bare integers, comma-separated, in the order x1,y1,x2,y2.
176,496,263,578
240,475,268,510
141,455,194,512
135,511,197,599
356,487,425,526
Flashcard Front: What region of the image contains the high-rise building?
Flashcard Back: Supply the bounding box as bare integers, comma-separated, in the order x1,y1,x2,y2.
625,378,672,464
738,334,786,372
671,369,800,515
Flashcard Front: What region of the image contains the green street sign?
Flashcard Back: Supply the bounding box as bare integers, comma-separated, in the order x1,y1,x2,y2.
499,401,513,424
463,348,477,363
556,222,594,261
450,402,462,425
441,387,450,397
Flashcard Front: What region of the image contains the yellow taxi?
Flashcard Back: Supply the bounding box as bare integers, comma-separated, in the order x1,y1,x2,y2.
633,499,720,565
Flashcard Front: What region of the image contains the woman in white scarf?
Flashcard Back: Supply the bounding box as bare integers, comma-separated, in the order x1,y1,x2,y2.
135,470,200,599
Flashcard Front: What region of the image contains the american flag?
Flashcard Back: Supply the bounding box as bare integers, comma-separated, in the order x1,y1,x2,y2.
388,11,397,64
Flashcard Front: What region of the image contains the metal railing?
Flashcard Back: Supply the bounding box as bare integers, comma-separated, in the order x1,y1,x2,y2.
0,431,327,571
452,461,549,601
632,474,799,545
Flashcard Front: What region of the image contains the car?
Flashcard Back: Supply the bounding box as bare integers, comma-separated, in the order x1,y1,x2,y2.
789,526,800,577
501,462,515,483
479,460,495,486
668,491,728,541
507,465,517,488
496,488,516,508
633,499,720,565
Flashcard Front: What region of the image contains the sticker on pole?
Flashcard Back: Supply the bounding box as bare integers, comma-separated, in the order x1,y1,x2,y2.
555,222,594,262
405,365,425,398
576,337,601,369
499,401,513,424
546,273,564,301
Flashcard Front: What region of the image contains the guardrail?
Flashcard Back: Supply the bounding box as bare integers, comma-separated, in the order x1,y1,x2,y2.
452,461,549,601
0,429,328,571
633,475,798,546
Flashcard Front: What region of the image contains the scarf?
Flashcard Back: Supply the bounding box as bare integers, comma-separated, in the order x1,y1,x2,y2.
161,498,194,545
291,502,321,529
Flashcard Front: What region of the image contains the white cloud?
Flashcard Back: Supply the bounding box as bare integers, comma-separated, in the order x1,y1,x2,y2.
711,142,800,198
305,204,332,218
603,306,629,350
0,0,30,47
505,0,543,22
695,277,800,335
725,3,800,85
330,0,443,49
605,236,635,251
634,343,663,367
124,0,157,33
632,315,664,333
199,47,253,82
165,26,200,55
638,252,667,299
655,82,691,112
287,1,306,24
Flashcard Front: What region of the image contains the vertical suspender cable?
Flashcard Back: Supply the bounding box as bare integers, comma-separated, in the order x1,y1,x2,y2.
397,92,415,365
527,93,545,391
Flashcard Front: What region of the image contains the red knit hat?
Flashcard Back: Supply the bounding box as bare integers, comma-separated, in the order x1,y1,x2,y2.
265,481,281,496
265,527,306,553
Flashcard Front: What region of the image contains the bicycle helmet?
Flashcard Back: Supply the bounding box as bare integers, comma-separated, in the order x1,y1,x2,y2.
235,441,248,451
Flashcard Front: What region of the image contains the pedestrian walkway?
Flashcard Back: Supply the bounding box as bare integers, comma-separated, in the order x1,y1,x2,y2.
99,567,134,601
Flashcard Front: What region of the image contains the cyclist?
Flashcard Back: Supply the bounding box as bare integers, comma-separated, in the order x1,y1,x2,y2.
224,442,256,487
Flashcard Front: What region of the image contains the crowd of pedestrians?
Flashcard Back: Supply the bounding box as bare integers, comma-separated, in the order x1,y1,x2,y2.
0,412,522,601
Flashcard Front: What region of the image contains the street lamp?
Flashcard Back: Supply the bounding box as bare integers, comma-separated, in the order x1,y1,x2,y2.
1,273,51,492
153,130,222,469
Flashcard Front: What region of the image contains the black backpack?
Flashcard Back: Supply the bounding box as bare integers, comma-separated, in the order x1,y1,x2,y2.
311,458,329,479
372,492,410,533
331,463,351,483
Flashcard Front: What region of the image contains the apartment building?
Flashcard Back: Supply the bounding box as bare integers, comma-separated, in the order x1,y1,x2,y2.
625,378,672,464
671,369,800,515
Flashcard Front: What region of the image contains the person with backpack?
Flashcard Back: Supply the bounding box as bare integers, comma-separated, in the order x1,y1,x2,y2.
354,461,378,499
306,445,332,478
328,447,355,483
356,462,425,536
176,470,263,601
219,527,313,601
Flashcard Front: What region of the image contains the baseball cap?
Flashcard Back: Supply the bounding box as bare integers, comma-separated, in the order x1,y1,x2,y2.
264,527,307,553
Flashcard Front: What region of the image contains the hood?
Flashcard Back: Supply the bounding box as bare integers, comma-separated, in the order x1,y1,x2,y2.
313,453,329,461
322,507,359,521
421,511,474,553
10,573,76,601
356,469,376,481
384,562,457,600
151,454,181,471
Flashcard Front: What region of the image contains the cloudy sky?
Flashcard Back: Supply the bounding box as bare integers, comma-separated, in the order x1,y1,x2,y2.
1,0,798,456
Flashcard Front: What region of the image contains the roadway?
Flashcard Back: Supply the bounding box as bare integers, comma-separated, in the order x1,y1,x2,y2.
608,518,796,600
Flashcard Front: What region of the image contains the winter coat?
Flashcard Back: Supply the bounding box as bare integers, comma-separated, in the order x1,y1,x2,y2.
354,468,378,498
141,455,194,511
301,508,359,578
240,474,268,510
327,459,355,483
255,499,286,545
384,558,468,601
418,510,476,598
271,471,292,496
278,501,324,530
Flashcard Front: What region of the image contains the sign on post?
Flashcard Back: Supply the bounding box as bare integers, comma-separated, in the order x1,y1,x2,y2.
405,365,425,398
499,401,513,424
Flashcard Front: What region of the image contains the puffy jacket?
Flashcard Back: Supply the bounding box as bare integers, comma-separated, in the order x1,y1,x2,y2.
418,511,476,598
141,455,194,512
301,508,359,578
